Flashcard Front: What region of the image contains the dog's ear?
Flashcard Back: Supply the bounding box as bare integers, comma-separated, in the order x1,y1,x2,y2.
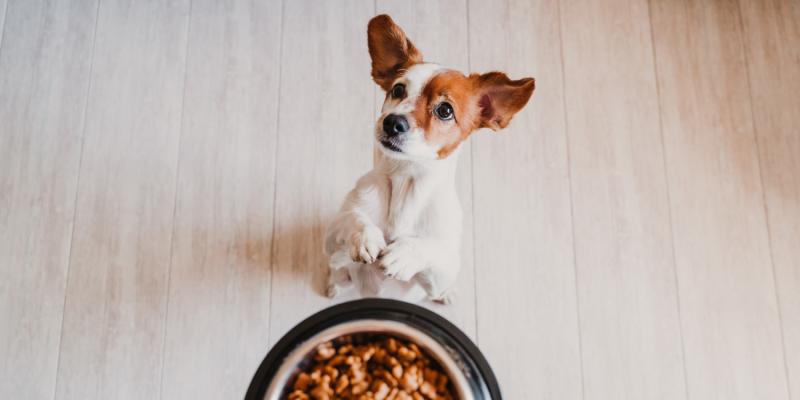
471,72,535,131
368,15,422,91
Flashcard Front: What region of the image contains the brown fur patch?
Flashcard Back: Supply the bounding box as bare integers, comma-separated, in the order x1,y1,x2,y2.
412,72,481,158
367,15,423,91
411,71,535,158
472,72,535,130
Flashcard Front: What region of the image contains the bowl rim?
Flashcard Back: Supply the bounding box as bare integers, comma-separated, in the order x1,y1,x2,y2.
244,298,502,400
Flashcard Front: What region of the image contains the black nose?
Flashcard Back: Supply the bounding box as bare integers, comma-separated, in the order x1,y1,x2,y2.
383,114,409,136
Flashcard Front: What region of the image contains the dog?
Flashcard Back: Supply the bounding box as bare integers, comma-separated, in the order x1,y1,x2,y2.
323,15,535,303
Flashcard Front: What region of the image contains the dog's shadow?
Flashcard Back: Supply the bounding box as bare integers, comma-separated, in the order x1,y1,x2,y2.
230,216,331,298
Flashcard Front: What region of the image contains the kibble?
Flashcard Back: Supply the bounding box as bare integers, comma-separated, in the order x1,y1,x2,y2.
284,334,455,400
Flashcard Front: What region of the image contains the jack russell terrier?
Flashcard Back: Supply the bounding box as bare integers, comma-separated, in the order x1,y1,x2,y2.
324,15,535,303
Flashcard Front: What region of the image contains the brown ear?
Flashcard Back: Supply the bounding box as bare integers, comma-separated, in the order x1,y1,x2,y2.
367,15,422,91
472,72,535,130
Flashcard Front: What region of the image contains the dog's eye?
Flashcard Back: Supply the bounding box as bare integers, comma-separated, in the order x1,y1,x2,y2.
434,102,454,121
391,84,406,99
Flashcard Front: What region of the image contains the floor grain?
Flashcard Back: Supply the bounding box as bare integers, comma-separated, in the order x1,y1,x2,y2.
54,1,190,399
159,1,280,399
650,0,791,398
737,0,800,396
468,0,582,397
267,0,375,344
0,0,98,398
0,0,8,47
560,0,687,398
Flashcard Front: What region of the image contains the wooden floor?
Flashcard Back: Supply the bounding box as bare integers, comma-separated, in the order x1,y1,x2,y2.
1,0,797,399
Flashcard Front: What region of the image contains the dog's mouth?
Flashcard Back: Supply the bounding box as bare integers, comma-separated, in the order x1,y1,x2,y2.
379,138,403,153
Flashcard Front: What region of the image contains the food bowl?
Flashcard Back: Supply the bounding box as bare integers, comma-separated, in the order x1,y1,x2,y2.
245,299,501,399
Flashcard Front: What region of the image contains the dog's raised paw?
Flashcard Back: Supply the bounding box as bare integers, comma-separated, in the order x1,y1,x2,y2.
378,238,423,281
349,226,386,263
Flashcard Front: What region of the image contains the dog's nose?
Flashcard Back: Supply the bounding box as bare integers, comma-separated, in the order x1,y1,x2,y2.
383,114,409,136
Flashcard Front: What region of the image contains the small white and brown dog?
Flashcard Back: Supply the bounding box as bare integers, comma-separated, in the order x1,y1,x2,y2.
324,15,535,303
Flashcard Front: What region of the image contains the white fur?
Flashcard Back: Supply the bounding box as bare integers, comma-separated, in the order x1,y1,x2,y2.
324,63,462,303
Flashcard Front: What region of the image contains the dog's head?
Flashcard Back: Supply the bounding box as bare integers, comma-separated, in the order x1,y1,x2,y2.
368,15,535,161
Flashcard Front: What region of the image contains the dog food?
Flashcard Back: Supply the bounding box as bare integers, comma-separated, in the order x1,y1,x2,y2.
285,334,455,400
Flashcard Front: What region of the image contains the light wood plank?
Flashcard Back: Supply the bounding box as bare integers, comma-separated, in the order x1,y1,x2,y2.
375,0,476,339
650,1,790,398
159,1,280,399
0,0,97,398
268,0,375,343
559,0,687,398
468,1,581,397
53,1,189,399
738,0,800,395
0,0,8,46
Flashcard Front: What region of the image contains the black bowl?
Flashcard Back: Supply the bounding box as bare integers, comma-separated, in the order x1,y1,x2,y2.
245,298,501,399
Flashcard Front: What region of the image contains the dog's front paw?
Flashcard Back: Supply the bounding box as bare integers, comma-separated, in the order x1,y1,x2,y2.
432,289,455,305
349,225,386,263
378,238,424,281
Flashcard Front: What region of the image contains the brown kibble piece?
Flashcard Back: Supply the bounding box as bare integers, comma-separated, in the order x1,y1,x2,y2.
294,372,313,391
392,364,403,379
400,367,419,392
419,381,436,399
323,366,338,380
385,387,399,400
386,338,398,353
329,354,347,367
349,362,367,384
387,356,400,367
435,375,448,393
310,383,332,400
315,343,336,361
351,381,369,395
363,346,377,362
395,390,412,400
397,346,417,362
373,381,391,400
288,390,310,400
380,369,399,387
422,368,437,384
335,375,349,394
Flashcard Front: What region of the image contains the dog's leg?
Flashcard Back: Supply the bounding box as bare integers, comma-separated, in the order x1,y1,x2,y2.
377,237,428,281
325,211,386,261
324,173,390,297
326,249,354,298
324,173,388,265
415,256,459,304
356,263,386,296
378,237,460,302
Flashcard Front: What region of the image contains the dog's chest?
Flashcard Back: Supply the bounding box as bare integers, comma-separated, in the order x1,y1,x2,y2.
376,174,437,240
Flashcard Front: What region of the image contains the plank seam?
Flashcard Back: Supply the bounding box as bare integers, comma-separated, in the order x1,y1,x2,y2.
555,1,586,398
267,0,286,347
0,0,8,59
733,1,793,398
646,1,693,399
464,0,479,345
51,0,103,397
157,0,194,398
